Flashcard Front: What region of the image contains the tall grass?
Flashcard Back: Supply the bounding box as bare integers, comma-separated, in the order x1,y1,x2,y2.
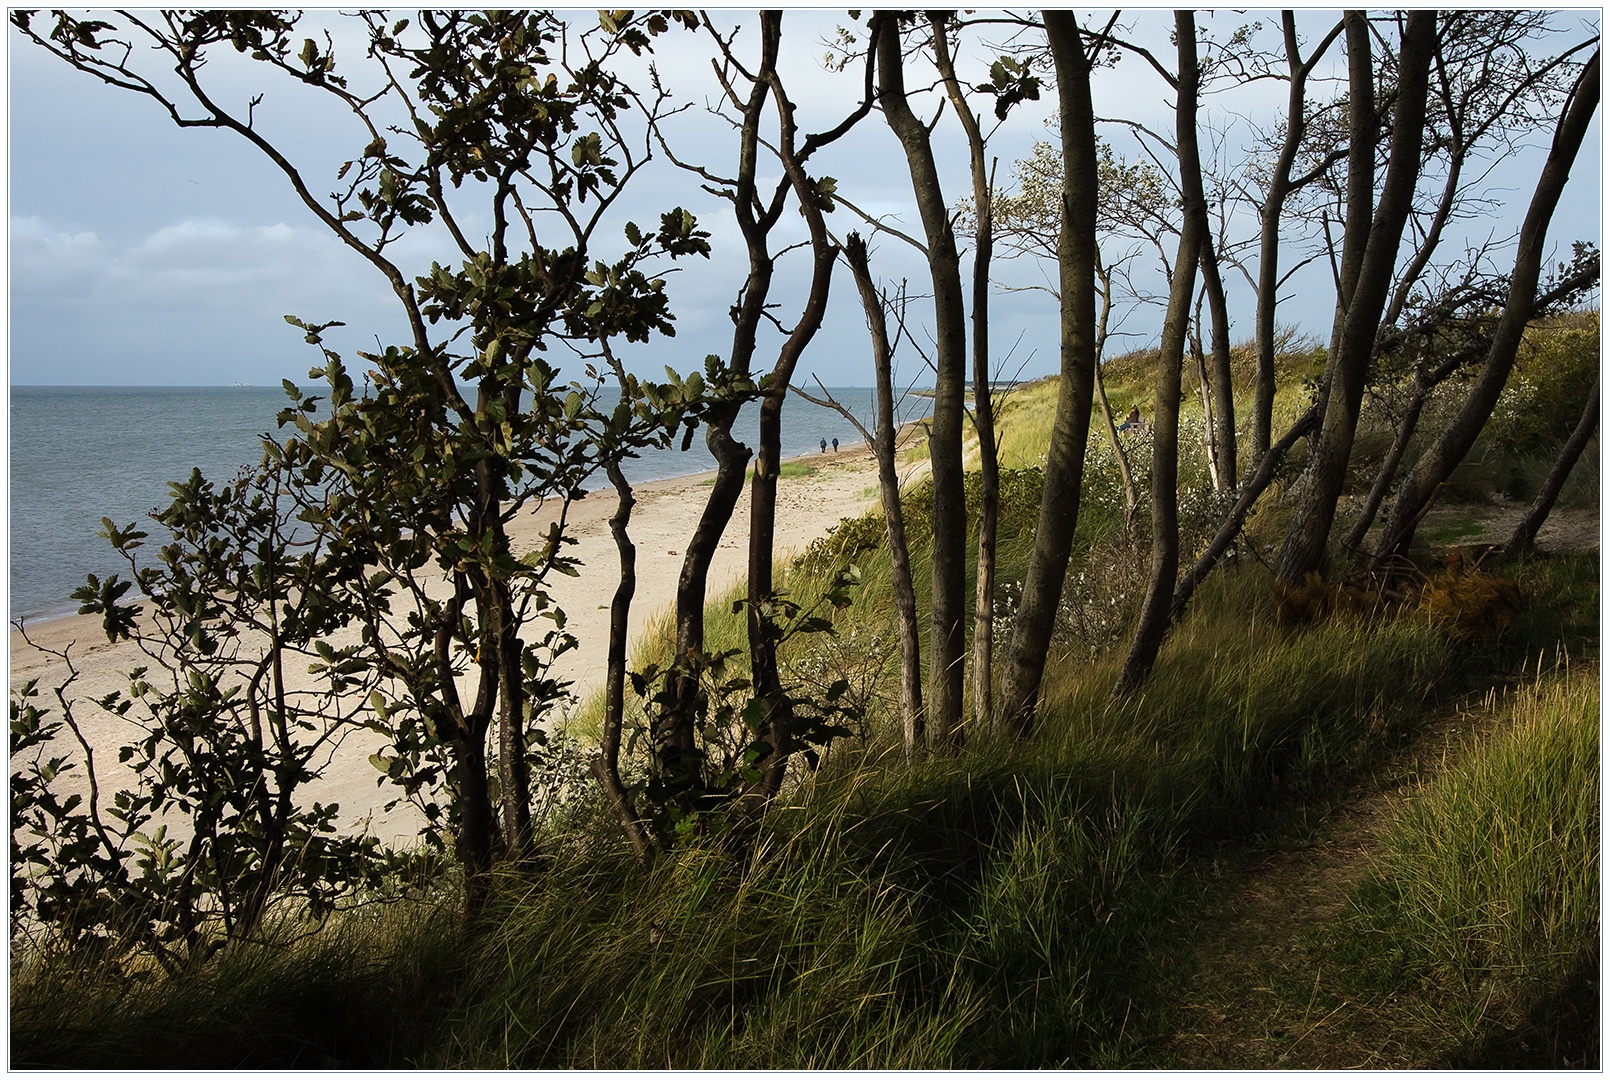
11,896,465,1068
417,573,1503,1068
1327,665,1599,1065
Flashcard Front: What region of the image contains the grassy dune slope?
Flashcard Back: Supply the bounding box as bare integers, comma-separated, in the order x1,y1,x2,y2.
11,323,1599,1069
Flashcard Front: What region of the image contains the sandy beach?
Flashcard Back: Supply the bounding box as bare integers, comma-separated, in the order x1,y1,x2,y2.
10,440,906,845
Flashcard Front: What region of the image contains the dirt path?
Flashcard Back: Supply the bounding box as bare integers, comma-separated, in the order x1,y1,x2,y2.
1160,697,1502,1069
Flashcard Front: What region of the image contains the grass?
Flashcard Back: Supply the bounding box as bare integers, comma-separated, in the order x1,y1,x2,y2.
1322,664,1599,1067
10,327,1598,1068
14,548,1596,1068
698,460,820,485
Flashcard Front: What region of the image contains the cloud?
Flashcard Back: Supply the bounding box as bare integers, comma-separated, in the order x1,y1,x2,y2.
9,216,112,297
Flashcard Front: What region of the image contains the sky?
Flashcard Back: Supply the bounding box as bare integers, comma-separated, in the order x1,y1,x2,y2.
6,9,1603,388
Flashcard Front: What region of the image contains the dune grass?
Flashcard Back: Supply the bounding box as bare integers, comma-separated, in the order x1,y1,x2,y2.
10,326,1597,1068
1322,664,1599,1067
15,547,1594,1069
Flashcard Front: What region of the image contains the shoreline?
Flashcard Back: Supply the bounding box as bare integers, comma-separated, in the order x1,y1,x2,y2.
9,436,913,845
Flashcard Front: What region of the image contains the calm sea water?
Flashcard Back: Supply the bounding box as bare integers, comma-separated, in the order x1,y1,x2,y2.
10,384,904,622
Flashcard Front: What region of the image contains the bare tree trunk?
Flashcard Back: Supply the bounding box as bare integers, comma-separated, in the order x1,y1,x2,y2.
1112,10,1207,697
1200,236,1237,488
839,235,925,754
592,459,653,861
931,13,1000,733
876,11,968,749
1373,49,1600,568
1506,373,1599,558
746,10,845,802
994,9,1099,735
1277,11,1437,585
1251,15,1345,466
1091,258,1142,528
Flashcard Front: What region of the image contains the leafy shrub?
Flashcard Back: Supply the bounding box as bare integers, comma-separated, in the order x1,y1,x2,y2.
1488,312,1599,455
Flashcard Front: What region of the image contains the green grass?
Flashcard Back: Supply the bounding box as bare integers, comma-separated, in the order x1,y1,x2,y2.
11,323,1597,1068
16,549,1596,1068
698,460,820,485
1322,664,1599,1067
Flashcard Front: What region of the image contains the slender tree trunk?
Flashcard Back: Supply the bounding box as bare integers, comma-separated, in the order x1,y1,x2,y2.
592,459,653,862
1091,258,1142,529
1277,11,1437,585
1506,373,1599,558
1251,15,1344,465
1200,236,1237,488
876,11,968,749
841,235,925,754
994,9,1099,735
1342,375,1429,554
932,12,1000,732
1373,49,1601,568
748,10,842,800
1324,12,1381,371
662,69,771,791
1112,10,1207,697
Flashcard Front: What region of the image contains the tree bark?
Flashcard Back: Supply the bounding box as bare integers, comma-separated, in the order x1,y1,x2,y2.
1372,49,1601,568
747,10,840,800
876,11,968,749
841,235,925,754
1250,14,1345,467
1200,233,1237,488
1111,10,1207,697
1505,373,1599,558
994,9,1099,734
1277,11,1437,585
592,459,653,862
931,12,1001,733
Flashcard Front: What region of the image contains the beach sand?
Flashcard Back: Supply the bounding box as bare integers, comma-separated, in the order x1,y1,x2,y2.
10,440,910,845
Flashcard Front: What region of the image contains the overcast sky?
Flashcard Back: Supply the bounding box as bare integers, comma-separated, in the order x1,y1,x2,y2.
6,9,1602,388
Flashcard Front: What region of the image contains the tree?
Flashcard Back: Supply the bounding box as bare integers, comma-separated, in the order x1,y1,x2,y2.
873,10,970,748
1372,48,1601,568
645,11,875,828
15,8,716,908
794,235,926,755
1111,10,1209,696
1276,10,1437,586
993,9,1101,734
930,11,1007,734
991,136,1167,528
1505,372,1600,559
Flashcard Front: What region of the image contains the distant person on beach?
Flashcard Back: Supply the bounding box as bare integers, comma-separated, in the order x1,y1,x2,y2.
820,437,828,453
832,437,839,453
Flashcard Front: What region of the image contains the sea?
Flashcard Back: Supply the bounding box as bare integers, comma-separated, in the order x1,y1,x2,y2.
10,384,908,624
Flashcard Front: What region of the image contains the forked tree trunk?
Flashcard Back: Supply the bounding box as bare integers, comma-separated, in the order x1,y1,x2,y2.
994,9,1099,735
1373,49,1601,568
747,13,841,800
1111,10,1207,698
1250,15,1345,467
876,11,969,749
1277,11,1437,585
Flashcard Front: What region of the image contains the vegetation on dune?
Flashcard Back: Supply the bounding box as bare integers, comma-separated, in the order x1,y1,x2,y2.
10,7,1601,1070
